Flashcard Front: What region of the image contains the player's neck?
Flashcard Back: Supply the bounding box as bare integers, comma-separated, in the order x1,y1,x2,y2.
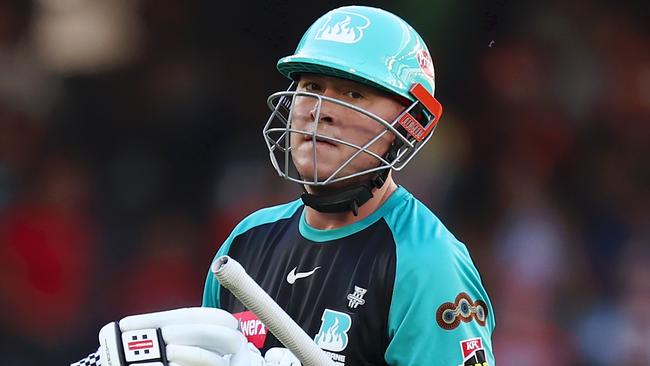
303,175,398,230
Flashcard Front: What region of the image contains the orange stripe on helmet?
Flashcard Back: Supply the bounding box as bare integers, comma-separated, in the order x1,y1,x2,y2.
397,83,443,141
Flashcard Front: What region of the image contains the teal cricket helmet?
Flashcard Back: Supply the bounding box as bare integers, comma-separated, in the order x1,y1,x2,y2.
264,5,443,215
277,5,437,103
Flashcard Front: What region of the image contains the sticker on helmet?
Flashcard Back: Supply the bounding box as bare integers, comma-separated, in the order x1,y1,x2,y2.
315,11,370,44
416,50,435,80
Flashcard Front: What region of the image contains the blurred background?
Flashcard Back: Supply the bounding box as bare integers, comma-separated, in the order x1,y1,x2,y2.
0,0,648,364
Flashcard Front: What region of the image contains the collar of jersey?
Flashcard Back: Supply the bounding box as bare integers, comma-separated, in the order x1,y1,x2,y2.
299,185,409,242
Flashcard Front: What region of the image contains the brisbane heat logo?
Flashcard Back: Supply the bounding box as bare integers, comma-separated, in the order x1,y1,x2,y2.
315,11,370,44
314,309,351,365
314,309,352,352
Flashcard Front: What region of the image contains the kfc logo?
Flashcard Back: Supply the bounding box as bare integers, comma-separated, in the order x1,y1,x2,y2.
459,338,489,366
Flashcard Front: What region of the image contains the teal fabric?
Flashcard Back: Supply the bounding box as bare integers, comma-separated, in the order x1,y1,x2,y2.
383,189,496,365
201,198,303,308
277,5,437,102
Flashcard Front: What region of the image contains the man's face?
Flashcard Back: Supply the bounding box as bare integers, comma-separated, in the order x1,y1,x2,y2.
289,74,404,186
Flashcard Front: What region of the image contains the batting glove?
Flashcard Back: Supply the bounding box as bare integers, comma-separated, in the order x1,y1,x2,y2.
263,348,301,366
72,307,267,366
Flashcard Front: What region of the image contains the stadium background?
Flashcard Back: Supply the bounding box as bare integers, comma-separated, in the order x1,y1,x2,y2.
0,0,648,365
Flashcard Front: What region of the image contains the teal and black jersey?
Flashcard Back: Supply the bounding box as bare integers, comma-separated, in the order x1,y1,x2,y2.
203,186,495,366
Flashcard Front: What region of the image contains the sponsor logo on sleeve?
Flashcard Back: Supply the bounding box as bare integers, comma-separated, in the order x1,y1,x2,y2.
459,337,489,366
436,292,488,330
233,311,268,348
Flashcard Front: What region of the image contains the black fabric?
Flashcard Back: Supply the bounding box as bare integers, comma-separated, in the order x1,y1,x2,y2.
157,328,169,366
221,209,397,366
301,184,373,215
299,154,392,216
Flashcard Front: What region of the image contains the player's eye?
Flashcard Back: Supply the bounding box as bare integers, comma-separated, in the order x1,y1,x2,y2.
301,81,322,93
345,90,364,100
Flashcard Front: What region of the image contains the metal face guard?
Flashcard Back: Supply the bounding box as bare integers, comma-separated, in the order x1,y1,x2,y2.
262,83,441,187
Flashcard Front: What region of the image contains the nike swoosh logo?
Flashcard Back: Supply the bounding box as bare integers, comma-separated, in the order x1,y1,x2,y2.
286,266,321,285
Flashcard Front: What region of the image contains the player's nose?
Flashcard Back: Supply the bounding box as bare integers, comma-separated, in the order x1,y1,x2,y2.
309,108,334,125
309,96,337,125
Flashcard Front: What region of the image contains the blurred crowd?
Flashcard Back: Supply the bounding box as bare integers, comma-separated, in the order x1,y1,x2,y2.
0,0,647,365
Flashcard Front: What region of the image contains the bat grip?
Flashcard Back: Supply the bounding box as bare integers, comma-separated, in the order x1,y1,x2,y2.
212,256,335,366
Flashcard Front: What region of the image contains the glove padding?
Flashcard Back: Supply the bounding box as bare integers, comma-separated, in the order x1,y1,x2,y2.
98,307,266,366
264,348,301,366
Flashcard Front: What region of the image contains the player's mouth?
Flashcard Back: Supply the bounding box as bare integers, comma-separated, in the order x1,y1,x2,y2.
304,134,338,147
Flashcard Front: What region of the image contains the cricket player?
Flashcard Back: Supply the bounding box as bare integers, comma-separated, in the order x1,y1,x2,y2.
73,5,495,366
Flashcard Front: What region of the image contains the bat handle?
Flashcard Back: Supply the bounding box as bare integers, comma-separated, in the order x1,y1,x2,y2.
212,256,335,366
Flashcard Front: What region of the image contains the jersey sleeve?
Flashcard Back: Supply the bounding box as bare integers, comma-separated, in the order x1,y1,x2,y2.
201,236,232,308
385,202,496,366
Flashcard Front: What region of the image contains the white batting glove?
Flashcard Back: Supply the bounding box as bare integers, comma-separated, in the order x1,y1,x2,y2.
79,307,265,366
263,348,301,366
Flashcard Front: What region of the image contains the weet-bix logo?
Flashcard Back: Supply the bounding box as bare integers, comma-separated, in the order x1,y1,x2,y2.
315,11,370,44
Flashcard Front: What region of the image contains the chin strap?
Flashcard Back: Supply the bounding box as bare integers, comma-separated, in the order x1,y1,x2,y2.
301,171,387,216
300,141,400,216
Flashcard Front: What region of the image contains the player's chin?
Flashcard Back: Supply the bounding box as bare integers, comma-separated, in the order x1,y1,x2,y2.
295,166,339,183
293,158,339,183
